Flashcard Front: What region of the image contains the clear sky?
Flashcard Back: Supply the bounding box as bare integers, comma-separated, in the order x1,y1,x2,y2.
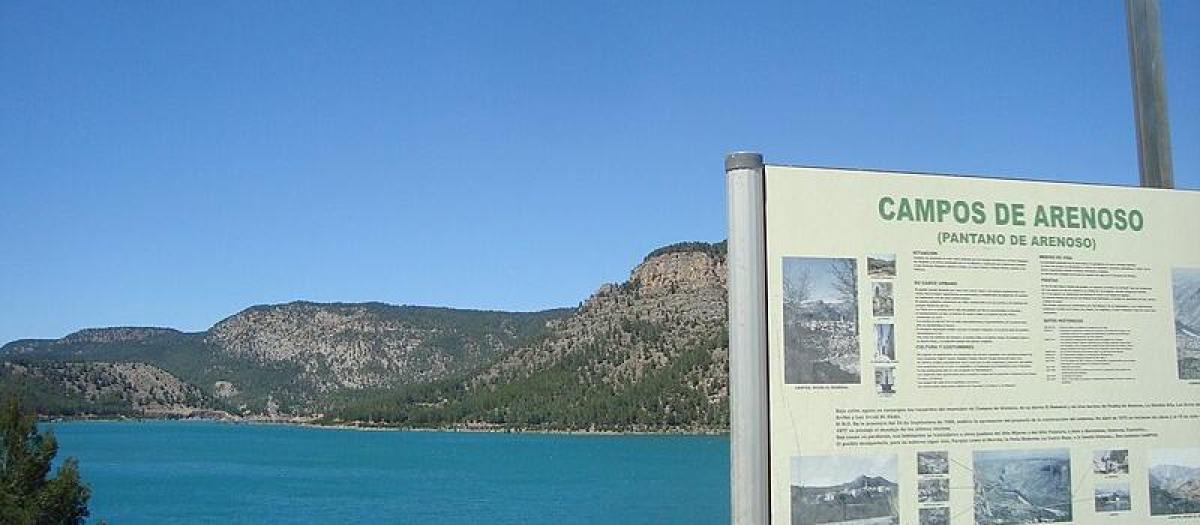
1,1,1198,343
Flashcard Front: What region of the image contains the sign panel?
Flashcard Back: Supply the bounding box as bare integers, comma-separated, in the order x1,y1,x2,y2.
764,166,1200,524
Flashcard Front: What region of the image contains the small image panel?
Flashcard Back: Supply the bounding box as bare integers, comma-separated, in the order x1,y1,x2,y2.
872,282,894,317
868,253,896,279
783,257,861,385
917,451,949,476
919,507,949,525
1095,483,1131,513
1092,449,1129,475
918,478,949,503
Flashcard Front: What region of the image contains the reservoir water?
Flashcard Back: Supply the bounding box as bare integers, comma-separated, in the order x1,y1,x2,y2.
46,420,730,524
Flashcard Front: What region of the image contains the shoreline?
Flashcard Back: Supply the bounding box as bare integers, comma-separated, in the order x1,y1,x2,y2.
41,414,730,437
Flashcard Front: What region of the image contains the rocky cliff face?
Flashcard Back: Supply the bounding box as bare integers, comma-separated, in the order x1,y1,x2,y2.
348,242,730,429
480,247,726,390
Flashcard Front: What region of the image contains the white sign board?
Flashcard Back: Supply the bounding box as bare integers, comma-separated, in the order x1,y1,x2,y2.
760,166,1200,525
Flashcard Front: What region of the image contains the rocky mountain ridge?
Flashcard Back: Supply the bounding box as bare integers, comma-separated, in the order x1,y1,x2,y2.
337,243,729,430
206,302,560,392
2,304,565,416
1,241,731,430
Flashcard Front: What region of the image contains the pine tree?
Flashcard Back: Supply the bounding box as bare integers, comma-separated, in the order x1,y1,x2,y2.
0,397,90,525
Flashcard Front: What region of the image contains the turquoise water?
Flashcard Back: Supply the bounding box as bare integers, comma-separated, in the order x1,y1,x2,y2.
46,420,729,524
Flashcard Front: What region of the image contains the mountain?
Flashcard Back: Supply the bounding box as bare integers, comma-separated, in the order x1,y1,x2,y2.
0,241,731,431
334,242,729,430
206,302,566,392
2,304,567,417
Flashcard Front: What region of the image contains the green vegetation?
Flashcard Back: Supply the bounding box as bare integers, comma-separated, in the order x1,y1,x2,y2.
333,327,728,430
0,397,91,524
0,303,571,417
642,241,726,262
0,241,731,431
0,364,134,416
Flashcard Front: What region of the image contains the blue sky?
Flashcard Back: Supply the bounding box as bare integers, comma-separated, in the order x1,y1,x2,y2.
1,1,1197,343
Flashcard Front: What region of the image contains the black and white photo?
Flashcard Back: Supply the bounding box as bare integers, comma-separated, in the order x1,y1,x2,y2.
874,323,895,363
792,454,899,525
918,451,949,476
919,507,949,525
918,478,949,503
872,281,893,317
874,366,895,396
1173,267,1200,380
1094,483,1131,513
973,449,1072,524
783,257,860,384
1150,448,1200,516
1092,449,1129,475
868,254,896,279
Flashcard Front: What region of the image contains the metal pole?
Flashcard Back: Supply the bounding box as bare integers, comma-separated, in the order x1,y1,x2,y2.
726,152,769,525
1125,0,1174,188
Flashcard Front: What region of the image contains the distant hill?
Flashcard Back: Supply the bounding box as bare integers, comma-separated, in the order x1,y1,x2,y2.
0,241,731,431
335,241,729,430
2,304,567,417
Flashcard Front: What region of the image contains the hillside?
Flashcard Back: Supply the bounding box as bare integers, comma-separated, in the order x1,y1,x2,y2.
0,241,731,430
1,305,567,416
335,242,729,430
0,361,211,417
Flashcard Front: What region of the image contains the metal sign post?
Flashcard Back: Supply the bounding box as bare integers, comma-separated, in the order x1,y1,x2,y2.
725,152,769,525
1126,0,1174,189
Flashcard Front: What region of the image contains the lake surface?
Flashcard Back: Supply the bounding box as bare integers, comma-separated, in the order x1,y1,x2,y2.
46,420,730,524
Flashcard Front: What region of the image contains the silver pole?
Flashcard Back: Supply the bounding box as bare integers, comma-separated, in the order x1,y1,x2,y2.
1125,0,1174,188
726,152,769,525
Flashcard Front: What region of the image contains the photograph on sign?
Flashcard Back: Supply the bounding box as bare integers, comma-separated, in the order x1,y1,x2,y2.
870,282,893,318
873,324,895,363
916,451,948,476
867,254,896,279
973,448,1072,523
917,507,949,525
782,257,860,385
1175,267,1200,379
1095,483,1133,513
1093,449,1130,475
1149,448,1200,516
790,454,898,525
